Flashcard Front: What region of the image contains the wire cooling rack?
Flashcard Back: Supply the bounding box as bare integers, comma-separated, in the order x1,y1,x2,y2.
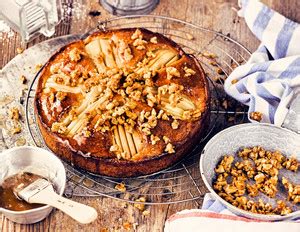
24,15,251,205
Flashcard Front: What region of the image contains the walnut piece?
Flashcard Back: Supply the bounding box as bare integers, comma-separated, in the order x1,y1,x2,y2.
166,66,180,80
8,107,20,120
250,111,263,122
150,36,158,44
115,182,126,192
165,143,175,154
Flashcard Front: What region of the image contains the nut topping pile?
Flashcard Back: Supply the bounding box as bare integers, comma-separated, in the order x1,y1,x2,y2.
213,146,299,215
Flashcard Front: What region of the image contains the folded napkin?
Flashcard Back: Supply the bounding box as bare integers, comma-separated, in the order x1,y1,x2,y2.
164,194,300,232
224,0,300,126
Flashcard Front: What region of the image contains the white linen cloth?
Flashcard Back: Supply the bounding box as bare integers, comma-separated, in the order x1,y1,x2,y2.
224,0,300,126
164,194,300,232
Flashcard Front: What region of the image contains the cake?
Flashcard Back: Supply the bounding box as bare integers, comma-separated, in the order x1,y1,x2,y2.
34,28,210,177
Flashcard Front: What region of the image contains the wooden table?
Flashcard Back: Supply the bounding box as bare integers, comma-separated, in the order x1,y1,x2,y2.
1,0,300,231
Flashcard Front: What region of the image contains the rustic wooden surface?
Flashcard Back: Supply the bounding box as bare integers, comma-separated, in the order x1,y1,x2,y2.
1,0,300,231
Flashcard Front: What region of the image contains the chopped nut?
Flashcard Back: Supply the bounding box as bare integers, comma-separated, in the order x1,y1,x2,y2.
8,107,20,120
202,51,217,59
282,177,300,203
254,173,265,184
56,91,67,101
16,47,24,54
115,182,126,192
166,66,180,80
231,79,238,84
209,60,218,66
282,157,299,172
35,63,43,72
123,222,132,231
81,127,91,137
150,36,158,44
150,134,160,145
186,33,194,40
142,210,150,216
163,136,170,144
216,68,224,75
184,66,196,77
11,121,22,134
171,119,179,129
250,111,263,122
134,197,146,211
165,143,175,154
246,184,259,197
51,122,67,134
131,29,142,40
19,75,27,84
69,48,82,62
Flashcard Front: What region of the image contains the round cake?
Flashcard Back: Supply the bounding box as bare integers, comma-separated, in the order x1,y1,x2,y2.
35,28,210,177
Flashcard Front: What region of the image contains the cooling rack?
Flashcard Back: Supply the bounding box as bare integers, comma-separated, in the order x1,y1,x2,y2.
6,15,251,205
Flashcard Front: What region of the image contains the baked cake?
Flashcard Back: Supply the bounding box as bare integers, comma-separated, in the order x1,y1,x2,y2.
35,28,210,177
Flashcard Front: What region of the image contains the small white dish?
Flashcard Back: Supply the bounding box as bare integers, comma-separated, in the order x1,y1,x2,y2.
0,146,66,224
200,123,300,221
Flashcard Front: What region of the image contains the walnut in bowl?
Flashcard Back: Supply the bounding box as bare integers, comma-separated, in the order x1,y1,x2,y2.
200,123,300,221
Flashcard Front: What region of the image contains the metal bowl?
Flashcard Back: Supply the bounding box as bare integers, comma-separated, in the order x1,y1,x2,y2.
200,123,300,221
0,146,66,224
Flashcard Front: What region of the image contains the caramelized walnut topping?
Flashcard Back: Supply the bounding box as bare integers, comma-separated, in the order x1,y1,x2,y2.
69,48,82,62
150,134,160,145
171,119,179,129
51,122,67,134
163,136,170,144
165,143,175,154
184,66,196,77
131,29,142,40
56,91,67,101
81,127,91,138
166,67,180,80
150,36,158,44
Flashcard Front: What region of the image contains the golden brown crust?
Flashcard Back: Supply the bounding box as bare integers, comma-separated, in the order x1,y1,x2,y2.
35,28,210,177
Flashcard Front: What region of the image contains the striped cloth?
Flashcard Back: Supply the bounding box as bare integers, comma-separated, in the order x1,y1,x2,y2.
224,0,300,126
164,194,300,232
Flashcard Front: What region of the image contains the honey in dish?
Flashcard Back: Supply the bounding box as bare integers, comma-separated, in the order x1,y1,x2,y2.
0,172,45,211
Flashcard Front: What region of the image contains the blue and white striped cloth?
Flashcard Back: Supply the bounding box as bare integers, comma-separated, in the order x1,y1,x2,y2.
224,0,300,126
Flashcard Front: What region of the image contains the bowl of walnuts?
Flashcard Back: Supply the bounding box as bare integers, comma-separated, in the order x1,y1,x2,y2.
200,123,300,221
